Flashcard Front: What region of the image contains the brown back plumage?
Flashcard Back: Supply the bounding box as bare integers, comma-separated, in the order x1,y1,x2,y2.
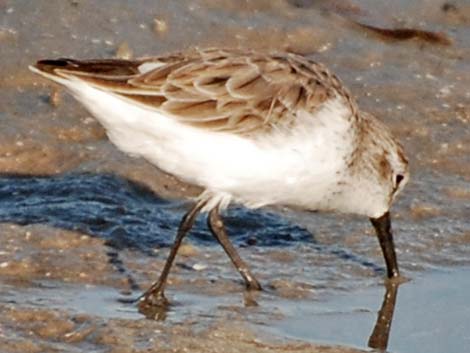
35,48,358,135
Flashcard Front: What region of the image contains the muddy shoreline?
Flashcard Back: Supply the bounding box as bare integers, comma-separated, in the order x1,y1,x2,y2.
0,223,367,353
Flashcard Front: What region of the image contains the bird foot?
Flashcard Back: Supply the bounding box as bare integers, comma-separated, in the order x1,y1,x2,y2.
138,291,170,320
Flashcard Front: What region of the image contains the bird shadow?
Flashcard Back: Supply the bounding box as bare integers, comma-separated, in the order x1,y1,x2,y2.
0,172,384,275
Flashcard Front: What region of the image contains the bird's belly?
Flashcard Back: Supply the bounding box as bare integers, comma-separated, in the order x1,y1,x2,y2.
71,82,352,210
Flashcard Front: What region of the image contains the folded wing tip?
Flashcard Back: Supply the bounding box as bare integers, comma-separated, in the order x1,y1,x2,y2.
36,58,76,71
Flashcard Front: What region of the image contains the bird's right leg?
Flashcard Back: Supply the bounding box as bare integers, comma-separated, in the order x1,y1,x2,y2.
207,206,262,291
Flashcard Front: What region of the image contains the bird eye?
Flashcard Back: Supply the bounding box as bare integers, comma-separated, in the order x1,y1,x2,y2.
395,174,404,186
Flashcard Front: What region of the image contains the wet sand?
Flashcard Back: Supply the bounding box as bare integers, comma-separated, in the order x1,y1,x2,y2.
1,0,469,352
0,222,367,353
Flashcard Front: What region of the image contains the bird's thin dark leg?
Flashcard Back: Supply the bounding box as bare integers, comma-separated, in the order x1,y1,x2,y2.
207,207,262,291
370,212,400,278
139,201,205,310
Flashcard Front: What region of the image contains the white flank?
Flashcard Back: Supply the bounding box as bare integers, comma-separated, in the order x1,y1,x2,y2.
59,78,354,213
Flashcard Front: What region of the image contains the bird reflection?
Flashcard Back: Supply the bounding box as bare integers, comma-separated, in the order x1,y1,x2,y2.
368,281,401,351
138,300,169,321
135,289,261,320
135,278,402,351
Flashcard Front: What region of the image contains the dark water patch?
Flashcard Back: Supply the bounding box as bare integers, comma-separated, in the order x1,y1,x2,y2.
0,173,313,253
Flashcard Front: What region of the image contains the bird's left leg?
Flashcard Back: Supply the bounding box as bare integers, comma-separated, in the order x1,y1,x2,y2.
139,200,206,313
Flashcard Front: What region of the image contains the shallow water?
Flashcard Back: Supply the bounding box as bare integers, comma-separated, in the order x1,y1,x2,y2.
2,267,469,353
269,268,470,353
1,0,470,352
0,281,142,320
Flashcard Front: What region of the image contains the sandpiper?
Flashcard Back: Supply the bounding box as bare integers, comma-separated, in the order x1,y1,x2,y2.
30,48,409,312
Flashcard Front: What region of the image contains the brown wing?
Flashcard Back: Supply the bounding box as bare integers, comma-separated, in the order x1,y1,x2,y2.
34,48,354,135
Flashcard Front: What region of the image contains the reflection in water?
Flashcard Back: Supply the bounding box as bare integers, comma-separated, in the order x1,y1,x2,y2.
266,277,405,352
137,286,261,320
139,300,169,321
137,276,401,352
368,282,400,351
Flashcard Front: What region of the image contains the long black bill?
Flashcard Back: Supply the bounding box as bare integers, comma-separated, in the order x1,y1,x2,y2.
370,212,400,278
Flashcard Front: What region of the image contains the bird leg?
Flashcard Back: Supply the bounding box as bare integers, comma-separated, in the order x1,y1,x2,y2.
138,201,205,313
207,207,262,291
370,212,400,279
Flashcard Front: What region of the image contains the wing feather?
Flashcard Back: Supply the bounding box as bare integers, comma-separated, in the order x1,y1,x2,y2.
33,49,356,136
